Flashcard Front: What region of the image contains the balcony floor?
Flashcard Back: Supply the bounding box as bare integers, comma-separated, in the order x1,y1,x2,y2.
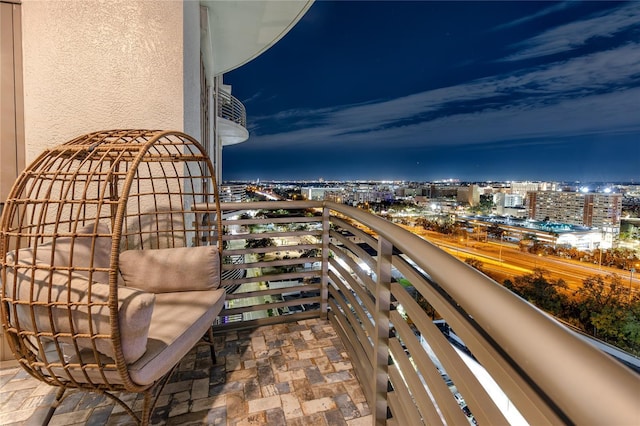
0,319,371,425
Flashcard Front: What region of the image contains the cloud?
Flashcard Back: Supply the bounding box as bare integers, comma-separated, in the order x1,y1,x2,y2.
242,90,263,104
503,2,640,61
492,1,575,31
244,43,640,151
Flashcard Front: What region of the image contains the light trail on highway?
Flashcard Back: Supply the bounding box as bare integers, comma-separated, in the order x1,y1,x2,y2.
401,225,639,294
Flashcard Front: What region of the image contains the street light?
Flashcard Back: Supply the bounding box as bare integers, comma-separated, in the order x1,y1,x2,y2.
630,263,639,299
598,248,602,270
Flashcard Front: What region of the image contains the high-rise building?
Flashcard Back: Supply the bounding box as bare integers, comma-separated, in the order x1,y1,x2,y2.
305,187,331,200
510,181,557,197
526,191,622,228
494,193,524,215
505,194,523,207
456,184,480,206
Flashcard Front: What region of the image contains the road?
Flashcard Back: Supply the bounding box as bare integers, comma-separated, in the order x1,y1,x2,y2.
401,226,639,294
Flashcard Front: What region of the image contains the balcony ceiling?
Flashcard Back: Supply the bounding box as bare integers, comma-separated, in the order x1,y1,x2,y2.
201,0,314,77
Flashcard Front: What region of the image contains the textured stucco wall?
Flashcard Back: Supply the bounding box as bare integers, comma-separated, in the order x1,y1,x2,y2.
22,0,185,162
183,0,201,143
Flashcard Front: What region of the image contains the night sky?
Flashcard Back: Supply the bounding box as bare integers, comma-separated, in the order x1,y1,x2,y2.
223,1,640,183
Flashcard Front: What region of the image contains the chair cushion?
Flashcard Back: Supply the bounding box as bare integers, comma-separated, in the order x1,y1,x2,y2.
119,245,220,293
41,288,226,386
12,222,113,284
128,288,226,385
4,253,155,365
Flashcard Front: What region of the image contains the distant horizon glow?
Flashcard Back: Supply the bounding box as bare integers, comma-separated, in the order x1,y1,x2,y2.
223,1,640,182
225,178,635,191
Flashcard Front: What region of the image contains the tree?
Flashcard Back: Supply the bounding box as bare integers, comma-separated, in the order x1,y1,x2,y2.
415,217,427,229
504,272,640,354
529,241,545,255
507,270,569,316
621,301,640,353
245,237,276,261
245,237,276,250
468,194,494,215
573,274,627,339
465,258,484,272
486,223,505,240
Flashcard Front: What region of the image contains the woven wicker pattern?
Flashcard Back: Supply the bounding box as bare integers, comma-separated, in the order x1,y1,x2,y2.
0,129,222,424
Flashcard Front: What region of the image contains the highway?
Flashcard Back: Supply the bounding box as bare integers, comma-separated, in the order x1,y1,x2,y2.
401,226,639,294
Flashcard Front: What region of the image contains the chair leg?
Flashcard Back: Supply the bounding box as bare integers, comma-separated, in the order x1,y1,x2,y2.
41,387,66,425
207,326,217,365
140,391,153,426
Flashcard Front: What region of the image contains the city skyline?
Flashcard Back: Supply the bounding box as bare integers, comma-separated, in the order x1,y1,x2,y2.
223,1,640,182
228,178,637,187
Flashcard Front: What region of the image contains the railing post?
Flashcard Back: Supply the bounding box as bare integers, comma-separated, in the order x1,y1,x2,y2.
373,237,392,425
320,204,330,320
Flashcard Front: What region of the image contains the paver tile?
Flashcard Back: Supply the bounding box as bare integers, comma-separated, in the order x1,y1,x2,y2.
0,321,369,425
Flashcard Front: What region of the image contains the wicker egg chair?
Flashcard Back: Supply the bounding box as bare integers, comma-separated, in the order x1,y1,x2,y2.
0,129,225,425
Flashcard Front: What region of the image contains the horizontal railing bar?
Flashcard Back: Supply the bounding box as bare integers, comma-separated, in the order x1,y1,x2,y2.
327,270,375,339
391,281,508,424
329,229,377,273
217,89,246,126
219,229,322,241
328,284,374,351
222,256,320,270
390,310,470,425
196,200,323,212
328,293,374,365
216,311,317,333
226,284,320,300
329,215,378,249
221,297,320,317
392,253,558,422
328,308,373,403
223,243,319,256
328,258,376,316
221,270,320,287
388,366,430,425
388,339,441,425
329,243,377,295
221,216,321,226
223,230,322,241
386,391,414,426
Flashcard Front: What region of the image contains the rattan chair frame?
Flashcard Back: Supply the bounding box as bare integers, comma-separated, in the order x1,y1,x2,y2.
0,129,223,424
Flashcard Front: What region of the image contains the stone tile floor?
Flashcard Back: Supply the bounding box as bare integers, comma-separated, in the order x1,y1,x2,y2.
0,319,371,425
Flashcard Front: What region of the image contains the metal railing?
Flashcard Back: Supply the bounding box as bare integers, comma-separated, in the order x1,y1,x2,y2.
217,89,246,127
193,200,640,425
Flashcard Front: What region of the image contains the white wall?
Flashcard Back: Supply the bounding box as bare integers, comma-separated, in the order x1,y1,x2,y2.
21,0,185,161
182,0,201,141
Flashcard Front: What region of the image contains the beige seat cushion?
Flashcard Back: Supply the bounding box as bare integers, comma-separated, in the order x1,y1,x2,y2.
119,245,220,293
128,288,226,385
44,288,226,386
4,253,155,365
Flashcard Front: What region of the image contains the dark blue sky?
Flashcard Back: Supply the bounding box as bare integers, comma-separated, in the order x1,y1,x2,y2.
223,1,640,182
